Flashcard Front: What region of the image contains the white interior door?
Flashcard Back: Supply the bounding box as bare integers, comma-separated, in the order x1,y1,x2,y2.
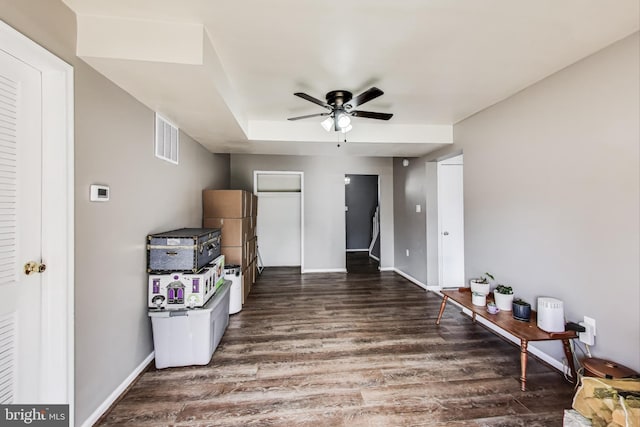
0,49,44,403
256,193,301,267
438,155,465,287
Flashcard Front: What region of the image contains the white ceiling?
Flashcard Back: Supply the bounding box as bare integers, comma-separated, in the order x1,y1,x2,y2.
63,0,639,157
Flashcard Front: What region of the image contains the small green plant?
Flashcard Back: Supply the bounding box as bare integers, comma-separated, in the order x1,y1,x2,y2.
476,272,494,284
513,298,530,306
495,284,513,295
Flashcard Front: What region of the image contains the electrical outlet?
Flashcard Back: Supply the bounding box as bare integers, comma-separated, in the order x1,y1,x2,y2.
406,249,410,257
579,321,595,346
583,316,596,336
416,204,421,213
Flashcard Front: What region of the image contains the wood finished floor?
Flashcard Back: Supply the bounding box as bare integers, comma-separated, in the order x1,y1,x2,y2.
346,251,379,274
99,259,575,426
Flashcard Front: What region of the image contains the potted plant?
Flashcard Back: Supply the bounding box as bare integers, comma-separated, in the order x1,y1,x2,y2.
470,272,494,295
472,292,487,307
493,284,514,311
512,298,531,322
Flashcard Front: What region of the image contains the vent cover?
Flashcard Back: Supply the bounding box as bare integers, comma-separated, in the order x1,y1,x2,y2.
155,113,179,164
0,313,16,404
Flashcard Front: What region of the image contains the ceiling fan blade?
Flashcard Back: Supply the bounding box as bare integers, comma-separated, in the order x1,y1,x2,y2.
345,87,384,109
350,110,393,120
287,112,329,121
294,92,331,109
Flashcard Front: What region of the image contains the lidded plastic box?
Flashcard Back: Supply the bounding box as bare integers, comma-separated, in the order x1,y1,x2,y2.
149,281,230,369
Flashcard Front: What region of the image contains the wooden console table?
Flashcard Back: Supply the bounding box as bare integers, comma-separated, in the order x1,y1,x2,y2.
435,289,577,391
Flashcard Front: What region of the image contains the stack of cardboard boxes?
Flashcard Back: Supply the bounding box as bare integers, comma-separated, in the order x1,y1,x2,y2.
203,190,258,304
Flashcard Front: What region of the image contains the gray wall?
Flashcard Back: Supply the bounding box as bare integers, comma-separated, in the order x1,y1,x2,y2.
393,158,428,282
0,1,230,424
345,174,378,250
394,33,640,370
231,154,394,271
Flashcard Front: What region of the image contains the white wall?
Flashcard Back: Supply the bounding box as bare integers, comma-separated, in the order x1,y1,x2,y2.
0,2,231,424
231,154,394,271
395,32,640,370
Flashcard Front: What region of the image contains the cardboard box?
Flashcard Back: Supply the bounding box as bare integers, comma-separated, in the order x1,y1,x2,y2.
250,259,257,284
248,216,257,239
247,236,256,263
203,217,250,247
222,245,252,269
250,194,258,218
203,190,248,218
242,265,251,303
245,191,252,217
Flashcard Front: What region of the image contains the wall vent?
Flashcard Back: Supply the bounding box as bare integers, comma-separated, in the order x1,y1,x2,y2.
0,313,16,404
155,113,179,164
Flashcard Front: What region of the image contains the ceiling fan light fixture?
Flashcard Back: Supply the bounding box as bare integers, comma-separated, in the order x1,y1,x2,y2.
320,116,333,132
336,113,351,129
290,87,390,133
340,124,353,134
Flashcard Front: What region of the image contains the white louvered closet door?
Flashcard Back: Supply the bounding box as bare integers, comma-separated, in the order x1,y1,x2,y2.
0,48,43,404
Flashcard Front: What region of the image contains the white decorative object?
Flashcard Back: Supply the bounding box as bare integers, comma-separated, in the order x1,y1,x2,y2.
471,292,486,307
487,303,499,314
537,297,565,333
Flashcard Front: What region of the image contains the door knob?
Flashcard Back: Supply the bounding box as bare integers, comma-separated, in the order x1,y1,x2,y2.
443,231,449,236
24,261,46,275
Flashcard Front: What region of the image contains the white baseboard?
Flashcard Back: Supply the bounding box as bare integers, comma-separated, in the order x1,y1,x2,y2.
346,249,368,252
392,268,428,291
81,352,154,427
302,268,347,273
369,253,380,262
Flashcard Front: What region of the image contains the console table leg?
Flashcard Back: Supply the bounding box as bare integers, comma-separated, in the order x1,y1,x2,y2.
520,339,528,391
562,339,577,383
436,295,449,325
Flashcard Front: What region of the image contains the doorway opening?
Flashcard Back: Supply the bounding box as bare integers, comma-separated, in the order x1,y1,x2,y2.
253,171,304,271
344,174,380,274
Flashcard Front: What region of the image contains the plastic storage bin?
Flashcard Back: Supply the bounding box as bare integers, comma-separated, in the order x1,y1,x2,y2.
148,281,230,369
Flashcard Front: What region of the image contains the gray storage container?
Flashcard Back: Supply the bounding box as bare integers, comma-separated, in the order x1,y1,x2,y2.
147,228,221,273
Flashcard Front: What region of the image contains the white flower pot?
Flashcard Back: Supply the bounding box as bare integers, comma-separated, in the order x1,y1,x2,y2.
470,280,490,295
472,292,486,307
493,291,514,311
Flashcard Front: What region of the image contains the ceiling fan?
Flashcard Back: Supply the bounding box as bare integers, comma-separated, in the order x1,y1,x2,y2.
287,87,393,133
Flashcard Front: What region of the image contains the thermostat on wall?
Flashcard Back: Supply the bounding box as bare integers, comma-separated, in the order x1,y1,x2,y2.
90,184,110,202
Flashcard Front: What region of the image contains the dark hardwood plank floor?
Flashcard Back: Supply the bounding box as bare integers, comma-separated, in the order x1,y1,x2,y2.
98,267,575,426
346,251,379,274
